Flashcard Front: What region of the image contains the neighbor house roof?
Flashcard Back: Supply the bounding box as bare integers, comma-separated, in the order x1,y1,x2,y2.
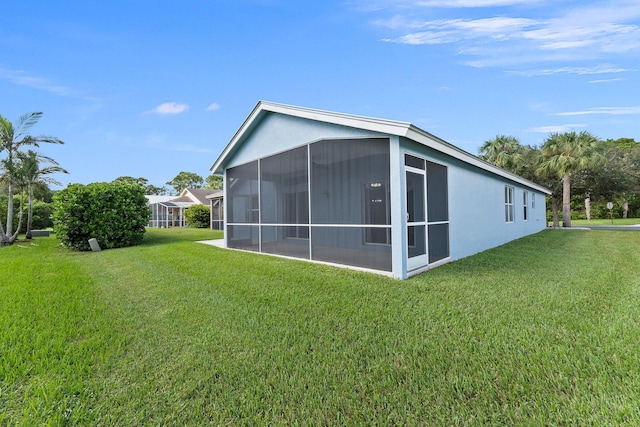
211,101,551,195
179,188,220,205
147,189,220,207
145,195,174,205
205,190,224,199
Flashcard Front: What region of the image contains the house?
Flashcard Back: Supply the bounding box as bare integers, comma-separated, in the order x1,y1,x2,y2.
146,188,220,228
210,101,551,279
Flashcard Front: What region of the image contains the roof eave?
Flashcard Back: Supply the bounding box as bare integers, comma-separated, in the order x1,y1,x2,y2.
406,126,552,195
211,101,552,195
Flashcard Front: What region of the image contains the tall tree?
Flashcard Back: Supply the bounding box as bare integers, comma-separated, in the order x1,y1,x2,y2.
166,171,204,195
205,174,223,190
538,131,602,227
113,176,167,195
16,150,68,239
0,112,64,245
478,135,526,173
576,138,640,219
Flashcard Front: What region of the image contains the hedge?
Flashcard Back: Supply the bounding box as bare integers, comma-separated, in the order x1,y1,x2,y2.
52,182,151,251
184,204,210,228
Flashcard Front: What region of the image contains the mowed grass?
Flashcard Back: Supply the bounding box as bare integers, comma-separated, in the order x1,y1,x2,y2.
2,228,640,425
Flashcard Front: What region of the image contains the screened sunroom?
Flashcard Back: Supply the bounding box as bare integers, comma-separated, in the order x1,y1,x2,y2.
226,138,395,272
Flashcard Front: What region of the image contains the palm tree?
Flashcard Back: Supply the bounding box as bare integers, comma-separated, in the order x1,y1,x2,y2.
0,112,64,245
16,150,68,239
538,131,602,228
478,135,525,173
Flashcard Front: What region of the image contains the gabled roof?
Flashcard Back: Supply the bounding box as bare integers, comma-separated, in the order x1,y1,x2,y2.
179,188,220,204
159,201,194,208
205,190,224,199
145,195,174,205
211,101,551,195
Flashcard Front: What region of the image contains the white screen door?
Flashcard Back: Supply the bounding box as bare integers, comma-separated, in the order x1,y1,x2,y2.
406,168,427,270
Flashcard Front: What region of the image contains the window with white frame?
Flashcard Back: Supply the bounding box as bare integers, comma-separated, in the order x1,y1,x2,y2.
523,191,528,221
532,193,535,209
505,186,514,223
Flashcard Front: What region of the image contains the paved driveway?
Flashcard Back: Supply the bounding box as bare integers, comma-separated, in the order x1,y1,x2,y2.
580,225,640,231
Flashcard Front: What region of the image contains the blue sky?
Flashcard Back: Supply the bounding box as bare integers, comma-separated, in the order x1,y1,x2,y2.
1,0,639,190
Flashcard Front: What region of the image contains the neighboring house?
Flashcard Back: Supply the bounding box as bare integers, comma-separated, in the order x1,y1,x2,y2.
210,101,551,279
206,190,224,230
146,188,219,228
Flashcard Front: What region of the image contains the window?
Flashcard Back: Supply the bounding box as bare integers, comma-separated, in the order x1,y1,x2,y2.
364,182,391,244
505,186,514,223
523,191,528,221
227,161,259,251
283,191,309,239
532,193,536,209
426,161,449,263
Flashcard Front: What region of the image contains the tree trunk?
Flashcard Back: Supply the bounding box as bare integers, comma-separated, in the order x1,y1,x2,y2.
562,174,571,227
26,186,34,239
623,198,629,219
6,181,13,236
585,197,591,221
11,200,24,242
552,196,560,227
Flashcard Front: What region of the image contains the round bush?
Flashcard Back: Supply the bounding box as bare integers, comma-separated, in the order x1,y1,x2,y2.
52,182,151,251
184,204,210,228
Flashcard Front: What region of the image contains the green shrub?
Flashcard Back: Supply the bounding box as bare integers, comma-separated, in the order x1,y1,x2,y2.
184,204,210,228
31,201,54,230
52,182,151,251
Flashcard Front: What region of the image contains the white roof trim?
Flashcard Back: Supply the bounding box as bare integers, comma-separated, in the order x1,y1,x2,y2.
211,101,551,195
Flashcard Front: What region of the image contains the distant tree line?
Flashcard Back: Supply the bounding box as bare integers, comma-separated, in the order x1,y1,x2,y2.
112,172,222,196
479,133,640,226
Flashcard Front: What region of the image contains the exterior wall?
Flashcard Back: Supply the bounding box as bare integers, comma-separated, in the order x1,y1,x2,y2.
400,138,547,263
225,113,384,169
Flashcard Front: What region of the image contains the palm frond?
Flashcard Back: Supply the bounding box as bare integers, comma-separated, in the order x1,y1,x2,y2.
15,112,43,138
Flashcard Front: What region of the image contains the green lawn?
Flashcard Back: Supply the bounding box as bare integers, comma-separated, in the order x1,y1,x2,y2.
2,228,640,425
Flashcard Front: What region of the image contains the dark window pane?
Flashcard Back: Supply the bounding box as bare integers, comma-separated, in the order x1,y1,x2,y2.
364,183,390,226
311,138,390,224
408,225,426,258
311,227,392,271
261,226,310,259
227,225,259,251
260,146,308,224
404,154,425,169
227,161,259,223
406,172,425,223
426,161,448,222
428,223,449,263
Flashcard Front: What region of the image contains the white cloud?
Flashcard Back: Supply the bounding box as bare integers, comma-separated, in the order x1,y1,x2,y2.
507,64,633,76
148,102,189,115
526,124,586,133
356,0,541,9
414,0,541,6
555,106,640,116
206,102,221,112
0,67,83,98
374,0,640,67
589,77,624,83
